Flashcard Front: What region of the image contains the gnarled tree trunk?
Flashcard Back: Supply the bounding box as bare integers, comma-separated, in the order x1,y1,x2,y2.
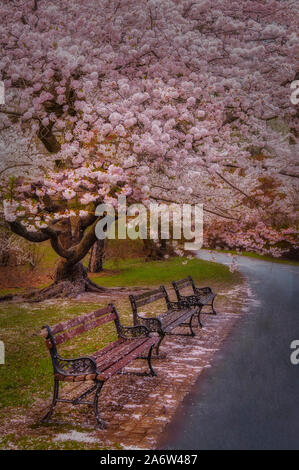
4,215,118,302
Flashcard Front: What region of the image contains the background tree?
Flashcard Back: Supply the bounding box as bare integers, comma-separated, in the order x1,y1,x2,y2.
88,239,105,273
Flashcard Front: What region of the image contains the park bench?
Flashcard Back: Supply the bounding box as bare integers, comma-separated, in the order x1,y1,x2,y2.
40,303,157,428
129,286,198,355
172,276,217,327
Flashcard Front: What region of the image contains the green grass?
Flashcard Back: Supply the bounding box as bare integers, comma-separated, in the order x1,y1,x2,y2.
0,251,239,297
94,256,238,287
0,288,24,296
206,249,299,266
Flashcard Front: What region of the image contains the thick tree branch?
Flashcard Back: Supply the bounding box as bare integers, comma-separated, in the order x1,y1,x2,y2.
80,214,98,230
41,226,74,259
71,220,98,264
10,221,50,243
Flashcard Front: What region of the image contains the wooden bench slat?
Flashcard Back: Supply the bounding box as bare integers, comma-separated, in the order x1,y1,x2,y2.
133,288,163,301
198,293,215,304
161,309,196,332
94,337,150,372
91,337,125,360
100,337,156,380
51,305,114,335
135,292,166,307
174,278,191,287
54,312,117,345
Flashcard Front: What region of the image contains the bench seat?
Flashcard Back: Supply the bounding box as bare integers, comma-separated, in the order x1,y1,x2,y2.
172,276,217,325
92,336,156,380
129,286,198,355
158,307,197,333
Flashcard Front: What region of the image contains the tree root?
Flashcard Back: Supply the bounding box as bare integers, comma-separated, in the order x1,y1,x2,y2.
0,278,129,303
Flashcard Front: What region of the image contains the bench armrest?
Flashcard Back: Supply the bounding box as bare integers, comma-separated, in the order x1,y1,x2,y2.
180,293,200,303
166,299,190,310
194,286,212,295
118,324,150,339
134,315,163,333
54,355,97,376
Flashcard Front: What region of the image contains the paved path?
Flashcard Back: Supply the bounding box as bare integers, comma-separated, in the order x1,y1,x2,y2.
160,252,299,450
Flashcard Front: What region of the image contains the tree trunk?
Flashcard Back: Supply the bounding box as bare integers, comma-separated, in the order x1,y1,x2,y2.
143,238,176,261
143,239,166,260
25,259,108,301
54,259,88,283
88,239,105,273
5,217,128,302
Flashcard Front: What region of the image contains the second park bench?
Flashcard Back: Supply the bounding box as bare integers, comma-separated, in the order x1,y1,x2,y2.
129,286,198,355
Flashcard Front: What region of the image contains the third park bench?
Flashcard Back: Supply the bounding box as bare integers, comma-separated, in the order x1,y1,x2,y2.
172,275,217,327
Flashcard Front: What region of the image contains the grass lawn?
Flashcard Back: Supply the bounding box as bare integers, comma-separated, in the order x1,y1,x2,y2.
92,255,238,287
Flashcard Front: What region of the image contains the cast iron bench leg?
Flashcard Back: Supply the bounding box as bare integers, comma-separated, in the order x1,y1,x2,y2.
137,344,157,376
197,306,203,328
41,378,59,423
211,296,217,315
94,381,106,429
189,313,195,336
177,314,196,337
147,344,157,376
155,332,165,356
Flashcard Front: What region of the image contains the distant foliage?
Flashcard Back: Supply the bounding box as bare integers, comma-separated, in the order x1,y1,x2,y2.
0,223,44,267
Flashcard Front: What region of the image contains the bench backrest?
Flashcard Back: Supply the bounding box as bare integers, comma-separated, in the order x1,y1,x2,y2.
172,275,196,300
41,304,120,354
129,286,171,324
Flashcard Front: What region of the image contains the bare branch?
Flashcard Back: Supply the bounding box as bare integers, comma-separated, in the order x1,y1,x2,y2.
151,193,239,221
215,172,264,209
0,163,33,176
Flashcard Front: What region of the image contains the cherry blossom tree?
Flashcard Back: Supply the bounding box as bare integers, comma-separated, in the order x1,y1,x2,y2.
0,0,298,299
